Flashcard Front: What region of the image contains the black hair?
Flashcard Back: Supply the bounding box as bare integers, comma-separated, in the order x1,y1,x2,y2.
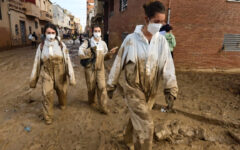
165,24,173,32
160,24,167,31
143,1,165,19
91,24,101,33
43,23,58,39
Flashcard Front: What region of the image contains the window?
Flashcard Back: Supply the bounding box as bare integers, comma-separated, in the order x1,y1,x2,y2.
15,24,19,35
35,21,38,29
223,34,240,51
120,0,127,12
29,26,32,34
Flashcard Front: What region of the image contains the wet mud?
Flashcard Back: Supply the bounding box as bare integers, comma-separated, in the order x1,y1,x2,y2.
0,42,239,150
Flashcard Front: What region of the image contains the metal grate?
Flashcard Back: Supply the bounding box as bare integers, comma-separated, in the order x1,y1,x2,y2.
223,34,240,51
120,0,128,12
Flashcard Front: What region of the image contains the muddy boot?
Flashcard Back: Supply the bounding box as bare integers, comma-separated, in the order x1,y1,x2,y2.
45,118,53,125
165,94,176,113
124,120,134,150
99,106,109,115
126,144,134,150
59,105,66,110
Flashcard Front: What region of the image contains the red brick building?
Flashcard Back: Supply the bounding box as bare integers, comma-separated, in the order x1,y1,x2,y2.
97,0,240,69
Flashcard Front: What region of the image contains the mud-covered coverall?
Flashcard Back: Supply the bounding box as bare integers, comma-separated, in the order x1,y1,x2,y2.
78,37,110,110
30,40,76,123
107,25,178,150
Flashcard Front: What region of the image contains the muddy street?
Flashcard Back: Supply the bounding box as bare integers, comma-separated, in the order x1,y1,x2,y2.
0,42,239,150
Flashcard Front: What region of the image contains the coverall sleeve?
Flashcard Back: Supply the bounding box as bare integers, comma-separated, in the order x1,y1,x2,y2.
103,41,108,55
78,40,89,59
172,34,176,48
104,42,113,60
30,45,42,88
63,43,76,85
107,41,126,91
162,39,178,98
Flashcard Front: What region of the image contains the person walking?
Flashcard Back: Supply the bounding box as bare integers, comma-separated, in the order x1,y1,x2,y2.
30,23,76,125
107,1,178,149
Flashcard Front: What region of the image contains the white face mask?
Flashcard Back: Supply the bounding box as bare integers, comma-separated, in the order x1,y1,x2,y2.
46,34,56,41
93,32,101,39
147,23,162,35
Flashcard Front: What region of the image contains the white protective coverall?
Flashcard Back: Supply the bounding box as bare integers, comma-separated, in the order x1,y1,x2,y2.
107,25,178,150
79,37,110,112
30,40,76,123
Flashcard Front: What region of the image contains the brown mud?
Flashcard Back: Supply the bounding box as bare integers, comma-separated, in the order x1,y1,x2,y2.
0,43,239,150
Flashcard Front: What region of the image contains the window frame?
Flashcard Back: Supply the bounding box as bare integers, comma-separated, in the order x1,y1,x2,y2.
227,0,240,2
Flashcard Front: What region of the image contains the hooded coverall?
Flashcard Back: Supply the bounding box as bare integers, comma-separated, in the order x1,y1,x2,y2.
79,37,111,111
30,40,76,123
107,25,178,150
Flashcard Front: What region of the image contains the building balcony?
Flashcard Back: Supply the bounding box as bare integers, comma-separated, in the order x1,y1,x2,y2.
8,0,25,13
40,10,53,22
24,2,40,18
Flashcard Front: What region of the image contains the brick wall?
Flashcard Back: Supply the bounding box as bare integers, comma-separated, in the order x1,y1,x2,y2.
107,0,240,69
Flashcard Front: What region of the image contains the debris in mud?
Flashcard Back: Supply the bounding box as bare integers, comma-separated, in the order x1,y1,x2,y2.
28,99,35,104
160,108,167,113
24,126,31,132
154,120,233,145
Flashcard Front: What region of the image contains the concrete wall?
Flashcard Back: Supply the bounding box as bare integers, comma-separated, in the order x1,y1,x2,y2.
0,1,11,50
9,10,27,46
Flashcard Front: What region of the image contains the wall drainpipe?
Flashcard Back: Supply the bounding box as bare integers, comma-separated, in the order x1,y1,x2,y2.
167,0,172,24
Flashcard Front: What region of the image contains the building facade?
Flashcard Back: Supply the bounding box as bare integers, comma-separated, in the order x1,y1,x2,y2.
95,0,240,69
0,0,53,50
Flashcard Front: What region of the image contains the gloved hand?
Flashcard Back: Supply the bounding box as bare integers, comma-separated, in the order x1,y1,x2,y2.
165,93,176,110
107,90,114,99
107,84,116,99
69,77,76,86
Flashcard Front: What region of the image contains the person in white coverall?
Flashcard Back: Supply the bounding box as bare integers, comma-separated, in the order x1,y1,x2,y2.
30,23,76,125
107,1,178,150
79,25,118,114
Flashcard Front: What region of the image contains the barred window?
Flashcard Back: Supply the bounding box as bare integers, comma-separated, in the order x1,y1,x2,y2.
29,26,32,34
120,0,127,12
15,24,19,35
35,21,38,29
223,34,240,51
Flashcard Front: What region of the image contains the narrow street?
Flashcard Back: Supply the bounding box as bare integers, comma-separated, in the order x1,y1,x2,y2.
0,41,239,150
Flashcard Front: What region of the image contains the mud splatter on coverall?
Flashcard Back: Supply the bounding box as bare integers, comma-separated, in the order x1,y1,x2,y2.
79,37,111,108
107,25,178,150
30,40,76,122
